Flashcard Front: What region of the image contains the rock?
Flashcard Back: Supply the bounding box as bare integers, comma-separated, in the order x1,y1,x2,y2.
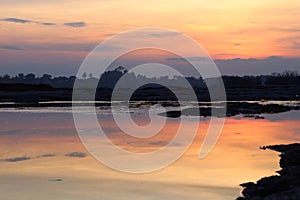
159,102,300,118
239,143,300,200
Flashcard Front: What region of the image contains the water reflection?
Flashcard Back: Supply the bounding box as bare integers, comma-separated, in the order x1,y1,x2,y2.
0,108,299,200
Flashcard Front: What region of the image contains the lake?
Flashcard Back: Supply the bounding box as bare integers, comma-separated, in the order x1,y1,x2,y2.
0,102,299,200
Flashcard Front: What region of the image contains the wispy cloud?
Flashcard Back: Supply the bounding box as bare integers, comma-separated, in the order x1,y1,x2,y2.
0,18,55,26
1,17,86,28
148,141,168,146
269,27,300,33
0,129,22,135
214,56,300,75
1,17,55,26
40,154,56,158
40,22,56,26
3,156,31,162
163,55,300,76
232,26,300,35
148,31,181,38
64,22,86,28
65,152,87,158
0,42,105,52
166,56,211,62
48,179,63,182
0,45,23,51
2,18,32,24
1,152,87,163
1,153,57,163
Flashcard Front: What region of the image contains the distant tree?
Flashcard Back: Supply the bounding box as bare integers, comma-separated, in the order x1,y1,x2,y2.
115,66,128,73
3,74,10,81
281,70,298,77
271,72,280,77
41,74,52,80
89,73,93,79
4,74,10,79
69,76,76,81
17,73,24,80
271,70,299,77
39,74,52,85
25,73,36,80
82,72,87,79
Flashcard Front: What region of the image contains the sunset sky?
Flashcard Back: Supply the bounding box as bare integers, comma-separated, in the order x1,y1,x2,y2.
0,0,300,76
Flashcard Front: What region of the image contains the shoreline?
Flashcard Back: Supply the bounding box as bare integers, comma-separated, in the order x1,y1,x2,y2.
0,100,299,118
237,143,300,200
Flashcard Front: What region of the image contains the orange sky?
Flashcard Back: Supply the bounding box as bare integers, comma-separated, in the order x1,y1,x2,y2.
0,0,300,75
1,0,300,57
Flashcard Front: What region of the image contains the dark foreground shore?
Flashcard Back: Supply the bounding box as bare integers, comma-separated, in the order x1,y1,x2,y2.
0,101,299,119
237,143,300,200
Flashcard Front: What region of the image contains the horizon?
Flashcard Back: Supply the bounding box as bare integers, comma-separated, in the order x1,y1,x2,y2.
0,56,299,77
0,65,299,79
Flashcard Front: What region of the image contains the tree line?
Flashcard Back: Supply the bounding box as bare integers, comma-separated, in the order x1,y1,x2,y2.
0,67,299,89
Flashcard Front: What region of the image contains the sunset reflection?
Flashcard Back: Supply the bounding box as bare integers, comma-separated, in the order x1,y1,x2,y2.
0,110,298,199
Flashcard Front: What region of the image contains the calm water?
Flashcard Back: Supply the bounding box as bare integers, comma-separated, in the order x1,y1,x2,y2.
0,102,299,200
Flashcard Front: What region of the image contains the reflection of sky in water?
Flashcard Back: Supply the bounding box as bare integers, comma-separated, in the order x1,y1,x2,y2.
263,110,300,121
0,106,299,200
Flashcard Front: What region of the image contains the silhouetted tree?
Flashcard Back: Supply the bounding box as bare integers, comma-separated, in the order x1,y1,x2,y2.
82,72,87,79
17,73,24,80
25,73,35,80
41,74,52,80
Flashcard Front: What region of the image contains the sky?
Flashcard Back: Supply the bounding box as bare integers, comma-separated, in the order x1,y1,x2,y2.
0,0,300,76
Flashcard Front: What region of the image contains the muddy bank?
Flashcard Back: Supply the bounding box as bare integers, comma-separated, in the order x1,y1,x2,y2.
0,83,299,103
237,143,300,200
160,102,300,118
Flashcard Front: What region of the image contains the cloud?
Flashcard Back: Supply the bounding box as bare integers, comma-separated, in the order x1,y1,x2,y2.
1,153,58,163
269,27,300,33
92,45,124,52
0,45,23,51
1,17,55,26
148,31,181,38
276,35,300,50
2,18,32,24
65,152,87,158
34,153,56,159
166,56,211,62
215,56,283,63
48,179,63,182
3,156,31,162
40,22,56,26
104,33,117,37
1,17,85,27
0,129,22,135
163,55,300,76
148,141,168,146
290,42,300,50
64,22,86,28
214,56,300,75
232,26,300,35
148,141,181,147
19,42,97,52
41,153,56,158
